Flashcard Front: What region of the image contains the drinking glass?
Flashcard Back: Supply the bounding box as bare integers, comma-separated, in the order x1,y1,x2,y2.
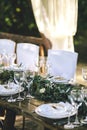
82,67,87,80
7,82,16,102
81,87,87,124
14,70,24,101
81,67,87,123
1,50,9,66
9,53,16,67
23,70,34,99
64,99,75,129
0,54,2,65
71,89,82,127
38,56,48,77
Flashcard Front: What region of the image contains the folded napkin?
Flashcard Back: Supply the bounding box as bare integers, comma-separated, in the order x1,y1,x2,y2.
37,102,70,116
0,83,20,95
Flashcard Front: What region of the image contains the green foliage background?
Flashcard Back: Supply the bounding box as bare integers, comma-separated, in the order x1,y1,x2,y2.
75,0,87,62
0,0,87,62
0,0,40,37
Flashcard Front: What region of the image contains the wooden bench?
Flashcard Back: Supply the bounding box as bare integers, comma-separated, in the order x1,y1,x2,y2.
0,32,52,56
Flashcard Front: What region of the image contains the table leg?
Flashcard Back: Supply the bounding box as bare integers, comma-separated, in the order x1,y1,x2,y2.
0,107,5,116
3,109,16,130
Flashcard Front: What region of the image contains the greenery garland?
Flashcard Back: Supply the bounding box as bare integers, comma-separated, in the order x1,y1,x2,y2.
30,75,74,103
0,69,82,103
29,75,87,116
0,69,14,84
0,69,84,102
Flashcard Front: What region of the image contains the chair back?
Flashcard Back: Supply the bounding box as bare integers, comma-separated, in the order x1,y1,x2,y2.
0,39,16,54
47,49,78,81
17,43,39,71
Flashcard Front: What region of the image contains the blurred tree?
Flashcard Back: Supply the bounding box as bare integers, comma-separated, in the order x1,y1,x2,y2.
0,0,40,37
75,0,87,41
0,0,87,39
74,0,87,62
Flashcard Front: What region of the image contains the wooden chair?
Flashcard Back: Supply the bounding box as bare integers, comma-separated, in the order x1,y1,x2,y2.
0,39,16,55
47,49,78,82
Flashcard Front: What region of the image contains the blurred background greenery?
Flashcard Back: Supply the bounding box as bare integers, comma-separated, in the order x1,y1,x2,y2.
0,0,87,63
0,0,40,37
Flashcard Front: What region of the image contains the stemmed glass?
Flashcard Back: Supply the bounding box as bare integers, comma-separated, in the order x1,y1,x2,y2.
38,56,48,77
82,67,87,123
0,54,2,65
8,53,16,67
7,82,16,102
70,89,82,127
81,88,87,124
82,67,87,81
14,70,24,101
64,97,75,129
23,70,34,99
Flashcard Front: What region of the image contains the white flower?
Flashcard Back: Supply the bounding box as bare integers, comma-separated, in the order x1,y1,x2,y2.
40,88,45,93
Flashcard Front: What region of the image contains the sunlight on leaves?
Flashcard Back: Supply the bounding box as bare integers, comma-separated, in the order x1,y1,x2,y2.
5,17,12,26
16,7,21,12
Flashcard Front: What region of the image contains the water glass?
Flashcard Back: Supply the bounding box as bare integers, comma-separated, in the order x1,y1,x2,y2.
71,89,82,127
9,53,16,67
14,70,24,101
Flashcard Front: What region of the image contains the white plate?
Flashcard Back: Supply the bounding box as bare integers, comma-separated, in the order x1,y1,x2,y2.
35,102,76,119
1,64,25,72
3,67,24,72
0,83,24,96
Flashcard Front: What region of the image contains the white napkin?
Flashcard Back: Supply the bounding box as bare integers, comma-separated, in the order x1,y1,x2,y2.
37,102,68,116
0,83,19,95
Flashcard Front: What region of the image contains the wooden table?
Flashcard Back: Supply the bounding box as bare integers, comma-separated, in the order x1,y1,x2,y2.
0,96,87,130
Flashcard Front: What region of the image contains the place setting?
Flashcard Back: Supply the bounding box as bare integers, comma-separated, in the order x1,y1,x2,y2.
0,68,25,102
0,83,24,96
0,82,24,102
32,74,87,129
35,102,77,119
0,66,36,103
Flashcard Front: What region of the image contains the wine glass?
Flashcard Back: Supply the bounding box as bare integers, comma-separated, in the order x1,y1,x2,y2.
64,107,75,129
38,56,48,77
82,67,87,83
23,69,34,99
7,82,16,102
81,87,87,124
71,89,82,127
81,67,87,123
14,70,24,101
0,54,2,65
1,50,9,66
9,53,16,67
